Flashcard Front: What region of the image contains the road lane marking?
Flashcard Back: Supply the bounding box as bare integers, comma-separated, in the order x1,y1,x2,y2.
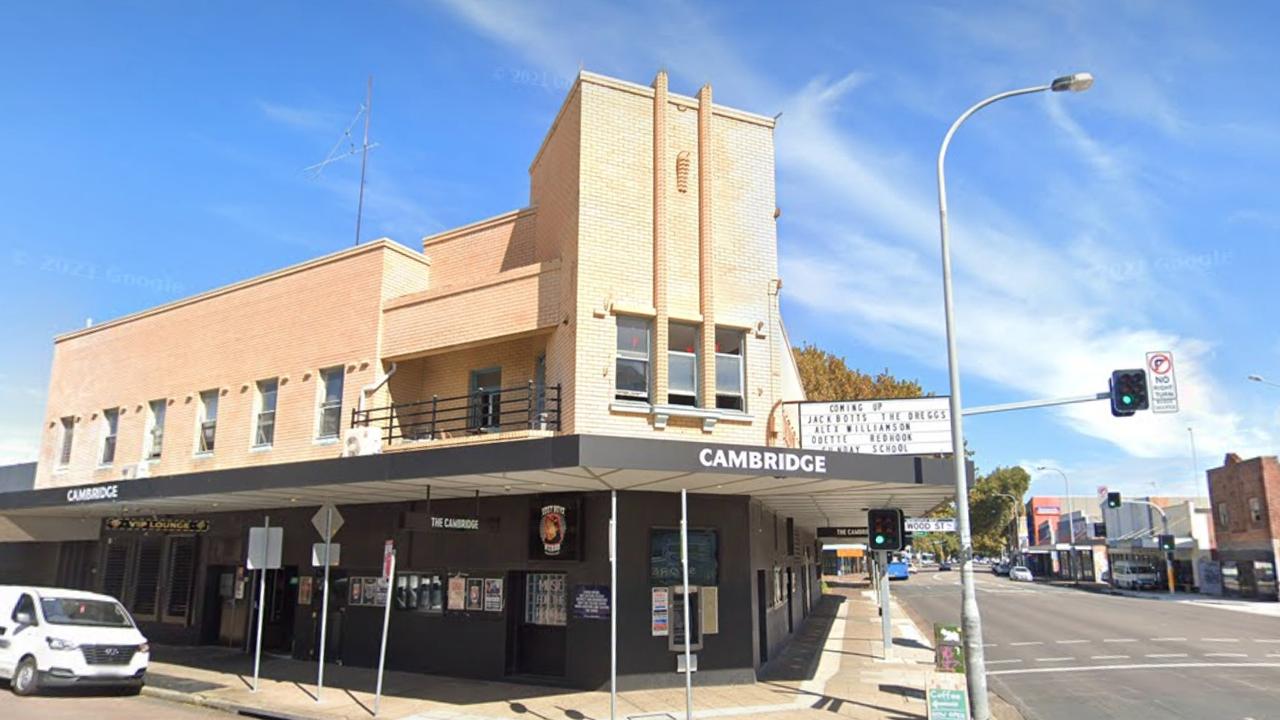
983,643,997,647
1010,641,1043,646
1268,653,1280,658
1091,655,1130,660
1205,653,1248,658
1202,638,1239,642
1151,637,1186,642
986,659,1022,665
987,662,1280,677
1254,639,1280,644
1055,640,1088,644
1103,638,1137,643
1146,653,1188,658
1036,657,1073,662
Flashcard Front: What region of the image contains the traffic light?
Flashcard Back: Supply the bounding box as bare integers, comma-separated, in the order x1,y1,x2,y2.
1106,492,1122,509
1158,534,1176,551
1109,369,1150,417
868,508,905,551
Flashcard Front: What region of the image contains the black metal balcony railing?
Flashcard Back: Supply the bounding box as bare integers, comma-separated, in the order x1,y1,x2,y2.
352,381,561,444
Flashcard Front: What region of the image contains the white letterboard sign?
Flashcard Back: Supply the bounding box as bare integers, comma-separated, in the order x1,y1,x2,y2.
798,397,954,455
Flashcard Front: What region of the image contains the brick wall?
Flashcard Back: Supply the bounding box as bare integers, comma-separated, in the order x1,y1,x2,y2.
1208,454,1280,552
36,240,428,489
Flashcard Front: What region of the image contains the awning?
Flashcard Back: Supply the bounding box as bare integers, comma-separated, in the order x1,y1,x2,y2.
0,434,962,534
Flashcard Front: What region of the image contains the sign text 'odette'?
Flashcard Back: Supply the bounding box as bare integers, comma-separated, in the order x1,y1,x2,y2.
798,397,954,456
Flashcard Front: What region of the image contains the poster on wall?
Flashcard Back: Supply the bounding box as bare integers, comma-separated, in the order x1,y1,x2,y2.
651,587,670,636
484,578,504,612
448,574,467,610
350,578,364,605
298,576,313,606
530,496,581,560
571,585,611,620
700,586,719,635
466,578,484,611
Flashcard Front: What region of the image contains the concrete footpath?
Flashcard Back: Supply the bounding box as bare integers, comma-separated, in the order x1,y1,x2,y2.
142,577,1019,720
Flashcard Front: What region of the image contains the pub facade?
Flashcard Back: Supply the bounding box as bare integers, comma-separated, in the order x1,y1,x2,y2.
0,70,956,689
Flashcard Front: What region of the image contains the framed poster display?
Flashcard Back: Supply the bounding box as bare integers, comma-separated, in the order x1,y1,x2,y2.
448,574,467,610
466,578,484,611
350,578,364,605
484,578,504,612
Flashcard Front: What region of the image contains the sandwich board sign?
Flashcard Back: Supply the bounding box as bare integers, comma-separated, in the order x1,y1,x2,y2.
1145,351,1179,414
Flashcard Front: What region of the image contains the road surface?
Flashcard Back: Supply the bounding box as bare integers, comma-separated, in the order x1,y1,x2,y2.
0,689,223,719
894,568,1280,720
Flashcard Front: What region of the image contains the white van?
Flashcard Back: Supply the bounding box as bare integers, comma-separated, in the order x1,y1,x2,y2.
1111,561,1162,591
0,586,149,695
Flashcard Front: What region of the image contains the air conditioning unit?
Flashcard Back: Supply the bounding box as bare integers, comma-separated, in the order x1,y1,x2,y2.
134,462,150,478
343,427,383,457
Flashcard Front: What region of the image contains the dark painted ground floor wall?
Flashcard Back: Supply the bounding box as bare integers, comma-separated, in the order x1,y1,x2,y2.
0,490,818,689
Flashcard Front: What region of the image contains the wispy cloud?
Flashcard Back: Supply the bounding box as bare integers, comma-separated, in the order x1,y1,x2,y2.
258,101,346,133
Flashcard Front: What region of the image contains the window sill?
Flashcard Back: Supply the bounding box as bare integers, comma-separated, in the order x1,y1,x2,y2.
193,451,214,459
609,402,753,432
314,437,340,446
250,445,274,454
96,463,114,471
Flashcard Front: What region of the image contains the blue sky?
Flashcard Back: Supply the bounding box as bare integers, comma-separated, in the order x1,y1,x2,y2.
1,1,1278,500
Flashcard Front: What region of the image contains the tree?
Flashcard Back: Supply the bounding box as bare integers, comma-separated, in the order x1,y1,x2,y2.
912,502,960,561
793,344,924,402
967,466,1031,557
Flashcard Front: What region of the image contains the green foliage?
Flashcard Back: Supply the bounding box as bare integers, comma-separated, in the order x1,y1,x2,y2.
792,344,924,402
968,466,1031,557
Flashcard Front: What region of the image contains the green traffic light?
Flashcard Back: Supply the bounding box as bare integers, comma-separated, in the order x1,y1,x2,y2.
875,534,885,545
1122,394,1133,405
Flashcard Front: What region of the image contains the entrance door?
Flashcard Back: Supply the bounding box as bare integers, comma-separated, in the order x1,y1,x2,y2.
756,570,769,663
512,572,566,677
470,368,502,432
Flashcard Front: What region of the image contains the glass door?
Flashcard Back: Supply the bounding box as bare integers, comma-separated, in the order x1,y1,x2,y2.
469,367,502,432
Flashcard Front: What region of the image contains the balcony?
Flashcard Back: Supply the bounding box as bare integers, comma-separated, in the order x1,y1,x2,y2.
352,382,561,449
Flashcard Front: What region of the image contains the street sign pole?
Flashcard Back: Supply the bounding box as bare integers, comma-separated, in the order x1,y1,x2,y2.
879,550,892,660
252,516,269,693
317,505,333,702
373,541,395,716
680,489,693,720
609,490,618,720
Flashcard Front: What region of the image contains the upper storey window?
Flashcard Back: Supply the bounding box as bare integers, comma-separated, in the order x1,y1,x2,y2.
615,317,651,402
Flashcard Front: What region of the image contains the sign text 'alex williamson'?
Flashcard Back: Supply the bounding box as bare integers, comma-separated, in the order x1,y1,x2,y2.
698,447,827,474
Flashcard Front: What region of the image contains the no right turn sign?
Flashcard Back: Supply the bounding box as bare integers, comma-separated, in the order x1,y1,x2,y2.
1146,351,1179,414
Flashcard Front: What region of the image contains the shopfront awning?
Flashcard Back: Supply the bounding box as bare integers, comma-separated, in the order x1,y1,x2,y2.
0,435,963,536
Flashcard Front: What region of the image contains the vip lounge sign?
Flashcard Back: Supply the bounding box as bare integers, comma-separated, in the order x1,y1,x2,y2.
797,397,953,455
104,517,210,533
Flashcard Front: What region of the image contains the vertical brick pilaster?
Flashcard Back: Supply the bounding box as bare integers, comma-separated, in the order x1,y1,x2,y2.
652,71,670,407
697,83,716,410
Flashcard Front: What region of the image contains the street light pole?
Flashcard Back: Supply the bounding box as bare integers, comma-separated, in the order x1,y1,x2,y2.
936,71,1092,720
1247,374,1280,390
993,492,1022,560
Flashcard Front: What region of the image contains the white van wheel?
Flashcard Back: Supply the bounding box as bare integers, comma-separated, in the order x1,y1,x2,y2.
11,657,39,696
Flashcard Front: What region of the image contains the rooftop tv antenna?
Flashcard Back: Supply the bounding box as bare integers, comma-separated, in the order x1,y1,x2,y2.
304,76,377,246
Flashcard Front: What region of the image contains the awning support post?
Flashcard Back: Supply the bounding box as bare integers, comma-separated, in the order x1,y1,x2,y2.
610,490,618,720
252,515,269,692
681,488,693,720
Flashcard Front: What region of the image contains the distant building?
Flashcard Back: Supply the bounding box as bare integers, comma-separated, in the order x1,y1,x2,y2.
1207,453,1280,600
1023,496,1103,581
1101,495,1213,592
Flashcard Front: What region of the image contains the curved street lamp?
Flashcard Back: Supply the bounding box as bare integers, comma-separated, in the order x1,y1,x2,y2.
937,72,1093,720
1248,374,1280,389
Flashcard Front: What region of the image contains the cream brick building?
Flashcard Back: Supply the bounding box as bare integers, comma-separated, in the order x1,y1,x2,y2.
1,71,957,690
34,70,800,490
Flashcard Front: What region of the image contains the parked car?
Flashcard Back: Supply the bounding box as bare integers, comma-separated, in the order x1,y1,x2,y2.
1008,566,1034,582
938,561,952,571
993,562,1010,576
0,586,149,696
1111,561,1162,590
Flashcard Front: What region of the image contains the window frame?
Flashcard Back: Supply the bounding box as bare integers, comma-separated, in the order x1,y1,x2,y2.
714,327,746,412
144,400,166,460
196,389,219,455
254,378,279,449
615,316,652,402
1217,502,1229,529
316,367,345,440
667,322,700,407
99,407,120,466
1249,497,1264,525
57,416,75,467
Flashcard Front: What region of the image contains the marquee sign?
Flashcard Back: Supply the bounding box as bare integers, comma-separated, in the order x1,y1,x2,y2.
104,517,210,533
797,397,953,455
